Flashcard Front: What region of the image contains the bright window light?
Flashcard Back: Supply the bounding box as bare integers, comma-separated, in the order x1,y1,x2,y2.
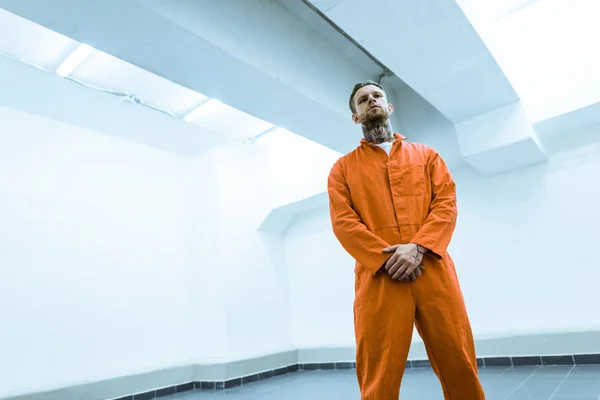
492,0,600,121
458,0,600,122
56,43,94,77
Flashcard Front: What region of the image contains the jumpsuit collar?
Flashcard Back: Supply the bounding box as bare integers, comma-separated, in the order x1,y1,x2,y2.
360,132,407,147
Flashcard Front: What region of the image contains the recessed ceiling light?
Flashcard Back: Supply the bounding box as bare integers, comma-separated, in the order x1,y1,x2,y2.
56,43,94,77
247,126,282,143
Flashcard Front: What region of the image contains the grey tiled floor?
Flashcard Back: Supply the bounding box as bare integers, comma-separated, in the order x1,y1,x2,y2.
165,365,600,399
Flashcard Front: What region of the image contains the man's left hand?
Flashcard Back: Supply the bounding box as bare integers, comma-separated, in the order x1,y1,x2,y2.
382,243,427,281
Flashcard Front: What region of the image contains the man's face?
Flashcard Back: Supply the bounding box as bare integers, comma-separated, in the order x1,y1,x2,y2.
352,85,394,125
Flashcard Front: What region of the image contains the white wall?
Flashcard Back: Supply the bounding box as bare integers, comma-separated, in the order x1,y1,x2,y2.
0,107,195,397
0,40,346,397
211,146,293,361
0,106,344,399
183,149,228,363
286,208,356,348
450,140,600,338
212,130,342,361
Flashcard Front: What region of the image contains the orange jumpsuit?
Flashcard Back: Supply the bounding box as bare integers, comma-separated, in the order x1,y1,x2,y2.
328,133,485,399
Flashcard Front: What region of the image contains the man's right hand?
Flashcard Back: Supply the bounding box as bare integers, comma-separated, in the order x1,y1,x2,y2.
404,265,425,282
378,264,425,282
377,263,425,281
382,243,425,281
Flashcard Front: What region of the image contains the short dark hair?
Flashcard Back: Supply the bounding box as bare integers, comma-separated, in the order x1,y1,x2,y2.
349,80,385,113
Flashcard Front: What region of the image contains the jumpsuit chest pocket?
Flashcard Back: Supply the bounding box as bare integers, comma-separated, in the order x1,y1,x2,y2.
388,164,425,196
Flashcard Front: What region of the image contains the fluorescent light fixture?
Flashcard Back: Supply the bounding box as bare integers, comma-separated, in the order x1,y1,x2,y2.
247,126,281,143
56,43,94,77
184,98,216,122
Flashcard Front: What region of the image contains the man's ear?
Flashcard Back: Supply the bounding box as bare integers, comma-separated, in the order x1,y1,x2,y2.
352,113,361,124
388,103,394,115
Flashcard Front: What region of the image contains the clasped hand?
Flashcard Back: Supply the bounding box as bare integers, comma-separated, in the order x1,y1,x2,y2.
382,243,425,282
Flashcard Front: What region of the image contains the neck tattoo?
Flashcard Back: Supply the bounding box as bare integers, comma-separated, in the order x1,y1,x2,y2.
362,120,394,144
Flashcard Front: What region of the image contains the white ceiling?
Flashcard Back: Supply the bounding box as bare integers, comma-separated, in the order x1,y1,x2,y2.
0,8,75,70
306,0,347,13
309,0,600,126
71,50,209,116
188,100,274,140
311,0,519,123
0,8,287,144
275,0,383,78
2,0,599,168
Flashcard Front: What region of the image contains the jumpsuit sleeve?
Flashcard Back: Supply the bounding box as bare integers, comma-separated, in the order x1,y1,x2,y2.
328,160,392,276
410,150,458,259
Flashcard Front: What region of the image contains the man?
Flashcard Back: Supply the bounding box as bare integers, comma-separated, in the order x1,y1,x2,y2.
327,81,485,399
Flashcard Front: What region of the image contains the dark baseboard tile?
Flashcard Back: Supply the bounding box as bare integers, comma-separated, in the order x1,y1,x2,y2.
483,356,513,367
112,354,600,399
298,362,357,371
574,353,600,365
377,353,599,370
411,359,431,368
542,355,575,365
512,356,542,366
479,354,600,368
113,382,195,400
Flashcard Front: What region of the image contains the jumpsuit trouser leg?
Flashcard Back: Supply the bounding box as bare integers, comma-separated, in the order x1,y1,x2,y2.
412,256,485,400
354,268,415,400
354,256,485,399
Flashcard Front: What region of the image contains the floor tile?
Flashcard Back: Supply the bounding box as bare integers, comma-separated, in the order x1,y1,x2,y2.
156,365,600,400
